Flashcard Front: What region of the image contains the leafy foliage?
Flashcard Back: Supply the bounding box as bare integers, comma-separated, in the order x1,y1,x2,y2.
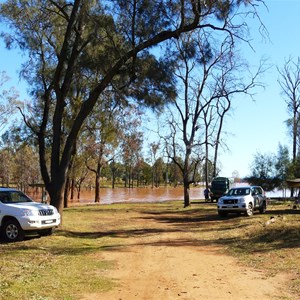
246,146,291,191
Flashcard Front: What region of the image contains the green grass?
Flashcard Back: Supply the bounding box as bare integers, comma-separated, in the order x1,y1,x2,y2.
0,235,115,300
1,200,300,299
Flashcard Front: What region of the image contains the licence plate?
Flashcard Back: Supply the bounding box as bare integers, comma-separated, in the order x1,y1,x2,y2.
42,219,55,224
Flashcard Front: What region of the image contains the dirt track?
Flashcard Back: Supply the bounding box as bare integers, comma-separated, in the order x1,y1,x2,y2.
99,247,288,299
81,205,294,300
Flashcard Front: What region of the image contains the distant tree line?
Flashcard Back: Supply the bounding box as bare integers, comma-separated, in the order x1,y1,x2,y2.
0,124,208,202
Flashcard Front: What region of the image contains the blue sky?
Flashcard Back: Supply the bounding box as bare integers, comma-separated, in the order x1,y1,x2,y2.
219,0,299,178
0,1,298,178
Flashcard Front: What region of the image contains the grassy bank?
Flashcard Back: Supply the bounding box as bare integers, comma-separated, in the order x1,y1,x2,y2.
1,201,300,299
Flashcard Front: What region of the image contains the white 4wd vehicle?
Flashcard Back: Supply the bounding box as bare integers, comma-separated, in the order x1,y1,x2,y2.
217,186,267,217
0,188,60,242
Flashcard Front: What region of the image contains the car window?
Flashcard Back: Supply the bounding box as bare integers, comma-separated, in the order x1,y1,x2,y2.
0,191,33,203
252,187,262,195
228,188,250,196
256,187,262,195
0,193,10,203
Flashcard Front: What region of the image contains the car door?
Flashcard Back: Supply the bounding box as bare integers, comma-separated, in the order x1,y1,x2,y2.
254,187,264,207
0,201,3,224
252,187,260,208
0,193,11,223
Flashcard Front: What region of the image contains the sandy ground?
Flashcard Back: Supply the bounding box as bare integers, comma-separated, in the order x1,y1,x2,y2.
82,228,293,300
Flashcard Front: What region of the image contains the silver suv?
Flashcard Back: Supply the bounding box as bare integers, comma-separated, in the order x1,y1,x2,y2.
217,186,267,217
0,188,60,242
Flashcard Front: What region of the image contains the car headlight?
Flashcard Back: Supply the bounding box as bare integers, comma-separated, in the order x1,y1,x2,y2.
51,206,59,214
218,199,223,204
238,198,246,203
21,209,38,216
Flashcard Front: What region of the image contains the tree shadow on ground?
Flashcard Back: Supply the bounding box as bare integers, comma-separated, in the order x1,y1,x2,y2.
7,205,299,254
265,208,300,215
140,207,241,226
56,227,176,240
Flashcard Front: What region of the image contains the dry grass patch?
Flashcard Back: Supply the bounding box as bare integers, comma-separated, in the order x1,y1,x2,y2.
207,203,300,296
1,200,300,299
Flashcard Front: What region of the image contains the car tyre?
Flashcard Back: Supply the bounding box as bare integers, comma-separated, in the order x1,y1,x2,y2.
2,219,25,242
259,202,266,214
246,203,253,216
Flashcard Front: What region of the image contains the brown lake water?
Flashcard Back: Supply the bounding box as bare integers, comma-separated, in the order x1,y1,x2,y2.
69,186,205,205
27,184,283,205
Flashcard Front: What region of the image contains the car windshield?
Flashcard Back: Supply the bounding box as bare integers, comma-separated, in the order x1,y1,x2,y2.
227,188,250,196
0,191,33,203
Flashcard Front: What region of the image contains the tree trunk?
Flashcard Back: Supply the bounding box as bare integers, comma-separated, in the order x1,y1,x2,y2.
111,161,115,189
152,169,154,188
112,173,115,189
291,111,297,197
77,186,81,200
48,182,65,219
183,154,191,207
214,98,230,177
95,175,100,203
64,177,70,208
183,179,190,207
70,179,75,200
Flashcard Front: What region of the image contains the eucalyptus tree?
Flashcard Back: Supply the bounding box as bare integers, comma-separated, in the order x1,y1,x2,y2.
167,157,183,187
211,88,231,178
163,29,265,207
275,144,290,191
109,160,125,188
120,107,144,188
65,143,91,206
0,0,265,213
138,159,152,186
0,133,13,187
84,98,124,203
149,142,160,188
152,157,165,187
247,145,291,192
277,57,300,163
246,151,280,192
0,124,40,189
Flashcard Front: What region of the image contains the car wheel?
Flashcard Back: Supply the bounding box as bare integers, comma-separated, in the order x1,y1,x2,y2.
259,202,266,214
246,203,253,216
2,219,25,242
218,211,228,217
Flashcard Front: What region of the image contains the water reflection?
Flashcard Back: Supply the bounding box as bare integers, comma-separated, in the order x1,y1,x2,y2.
70,187,205,205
